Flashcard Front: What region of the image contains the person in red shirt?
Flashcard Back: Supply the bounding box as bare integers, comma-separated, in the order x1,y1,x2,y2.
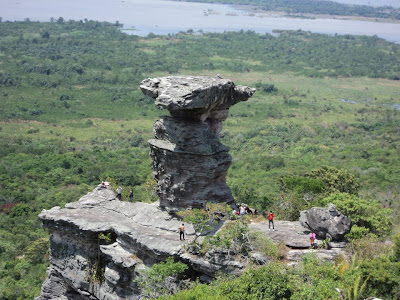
268,211,275,231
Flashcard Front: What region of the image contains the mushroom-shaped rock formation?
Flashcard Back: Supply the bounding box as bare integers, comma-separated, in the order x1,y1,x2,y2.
141,76,255,212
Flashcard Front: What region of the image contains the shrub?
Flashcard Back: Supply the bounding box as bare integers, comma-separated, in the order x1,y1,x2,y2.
202,219,251,256
24,238,49,264
216,263,292,299
135,257,188,298
346,224,372,240
178,202,231,241
306,166,360,195
130,135,144,147
394,233,400,262
250,232,286,260
9,203,30,218
279,176,326,195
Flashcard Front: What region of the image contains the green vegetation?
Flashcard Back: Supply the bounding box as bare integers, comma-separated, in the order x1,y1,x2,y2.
163,244,400,299
177,202,231,240
0,20,399,298
182,0,400,20
135,257,188,298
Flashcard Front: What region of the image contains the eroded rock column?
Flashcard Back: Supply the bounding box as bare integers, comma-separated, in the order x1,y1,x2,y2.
141,76,255,212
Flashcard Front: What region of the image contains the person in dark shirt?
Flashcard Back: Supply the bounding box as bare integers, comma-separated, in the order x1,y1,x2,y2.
179,224,185,241
128,188,134,202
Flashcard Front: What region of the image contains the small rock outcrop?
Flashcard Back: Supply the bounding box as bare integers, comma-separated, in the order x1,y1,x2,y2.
299,204,352,241
249,220,348,265
141,76,255,212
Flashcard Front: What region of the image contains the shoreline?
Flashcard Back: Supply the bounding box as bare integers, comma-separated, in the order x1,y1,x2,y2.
233,4,400,24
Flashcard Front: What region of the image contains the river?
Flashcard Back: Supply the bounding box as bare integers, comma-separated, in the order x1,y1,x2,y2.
1,0,400,43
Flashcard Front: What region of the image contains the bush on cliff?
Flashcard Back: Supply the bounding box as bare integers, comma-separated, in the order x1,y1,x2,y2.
162,262,293,300
276,166,361,221
135,257,188,298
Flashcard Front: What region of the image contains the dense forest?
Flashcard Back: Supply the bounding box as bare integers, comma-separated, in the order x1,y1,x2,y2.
0,20,400,299
180,0,400,20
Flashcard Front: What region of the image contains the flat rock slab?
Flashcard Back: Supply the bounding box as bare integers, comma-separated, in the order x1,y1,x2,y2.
40,188,195,257
250,220,348,265
249,220,312,248
287,248,345,265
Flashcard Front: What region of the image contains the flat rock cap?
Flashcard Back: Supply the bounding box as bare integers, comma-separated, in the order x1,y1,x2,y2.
140,75,255,119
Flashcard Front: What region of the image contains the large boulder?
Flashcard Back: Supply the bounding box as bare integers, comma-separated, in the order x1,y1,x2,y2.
299,204,352,241
141,75,255,212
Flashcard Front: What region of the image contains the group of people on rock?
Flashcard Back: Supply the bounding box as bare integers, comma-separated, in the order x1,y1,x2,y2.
231,204,275,232
100,181,318,247
232,203,259,216
99,181,134,202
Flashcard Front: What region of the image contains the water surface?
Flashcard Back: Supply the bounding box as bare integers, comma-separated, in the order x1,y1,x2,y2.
1,0,400,42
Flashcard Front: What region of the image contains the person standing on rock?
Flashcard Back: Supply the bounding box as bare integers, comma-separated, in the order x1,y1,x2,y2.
239,204,246,216
268,211,275,231
309,231,316,248
129,188,134,203
116,186,122,200
179,224,185,241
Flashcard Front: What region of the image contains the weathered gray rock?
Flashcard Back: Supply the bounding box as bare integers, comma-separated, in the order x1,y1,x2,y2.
140,76,255,122
249,220,312,248
299,204,352,241
287,248,345,266
249,220,348,265
37,267,83,300
37,188,244,299
149,116,233,211
249,252,269,265
142,76,255,212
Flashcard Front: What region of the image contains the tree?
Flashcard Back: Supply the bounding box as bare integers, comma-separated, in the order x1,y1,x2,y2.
41,31,50,39
24,238,49,264
306,165,360,195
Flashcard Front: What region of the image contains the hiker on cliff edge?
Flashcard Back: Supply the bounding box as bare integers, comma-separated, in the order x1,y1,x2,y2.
268,210,275,231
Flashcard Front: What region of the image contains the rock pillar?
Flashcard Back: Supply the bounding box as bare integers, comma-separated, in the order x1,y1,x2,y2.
141,76,255,212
